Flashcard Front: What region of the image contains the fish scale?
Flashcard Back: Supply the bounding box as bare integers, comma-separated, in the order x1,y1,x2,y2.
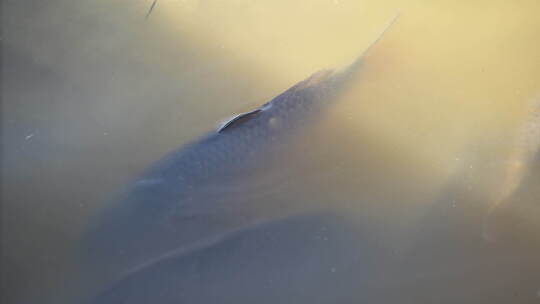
82,16,399,298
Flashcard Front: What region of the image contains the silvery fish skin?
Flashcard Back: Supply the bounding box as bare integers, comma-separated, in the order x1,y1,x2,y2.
83,70,343,281
82,17,398,294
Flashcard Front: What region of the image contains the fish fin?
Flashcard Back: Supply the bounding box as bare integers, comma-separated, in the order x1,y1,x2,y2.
337,12,400,79
217,109,262,133
268,69,336,104
268,13,399,105
218,13,400,133
289,69,336,91
145,0,158,20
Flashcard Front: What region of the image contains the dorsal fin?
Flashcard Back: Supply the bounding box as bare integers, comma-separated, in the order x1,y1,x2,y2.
288,69,335,92
264,13,399,108
217,13,399,134
335,12,400,81
217,109,262,133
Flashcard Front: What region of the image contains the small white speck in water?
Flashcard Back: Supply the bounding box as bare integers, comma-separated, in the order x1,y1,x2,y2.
331,267,336,273
104,132,108,136
536,290,540,298
25,134,34,140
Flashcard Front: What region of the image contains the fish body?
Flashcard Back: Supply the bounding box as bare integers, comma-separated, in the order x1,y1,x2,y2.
82,16,398,297
82,68,349,291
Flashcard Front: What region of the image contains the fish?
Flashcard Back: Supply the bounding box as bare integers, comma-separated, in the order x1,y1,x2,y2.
483,98,540,242
81,15,399,297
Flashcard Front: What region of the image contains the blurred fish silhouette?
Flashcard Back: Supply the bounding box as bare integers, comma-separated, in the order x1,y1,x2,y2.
82,15,399,302
483,98,540,242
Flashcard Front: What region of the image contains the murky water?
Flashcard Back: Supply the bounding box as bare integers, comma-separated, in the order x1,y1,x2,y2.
2,1,540,303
